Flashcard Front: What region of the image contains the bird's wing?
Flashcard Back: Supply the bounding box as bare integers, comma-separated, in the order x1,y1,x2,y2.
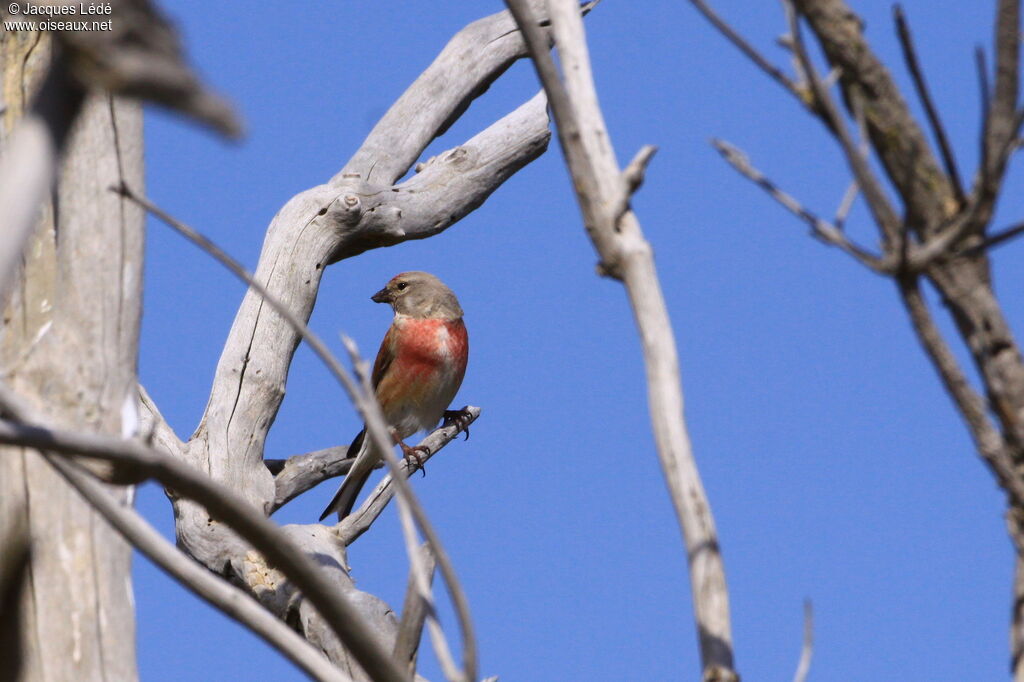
371,323,398,388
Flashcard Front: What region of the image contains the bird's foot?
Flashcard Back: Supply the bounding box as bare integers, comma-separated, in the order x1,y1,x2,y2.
443,408,472,440
399,442,430,477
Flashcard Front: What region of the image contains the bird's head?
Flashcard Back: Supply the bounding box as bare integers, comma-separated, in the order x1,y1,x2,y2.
372,271,463,320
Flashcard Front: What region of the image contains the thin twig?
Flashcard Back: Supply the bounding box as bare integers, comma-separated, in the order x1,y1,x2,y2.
623,145,658,196
712,139,889,273
685,0,805,103
46,456,350,682
977,46,992,177
792,600,814,682
338,407,481,546
784,0,902,244
893,5,965,205
610,145,658,224
113,185,478,682
833,180,859,230
960,220,1024,257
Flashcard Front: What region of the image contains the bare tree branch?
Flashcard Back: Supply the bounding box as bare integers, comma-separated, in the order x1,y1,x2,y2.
269,447,363,512
505,0,738,678
833,180,859,229
978,45,994,178
44,456,351,682
896,279,1024,512
335,92,552,262
961,220,1024,257
1,0,242,302
394,543,437,677
0,50,83,304
792,600,813,682
0,410,410,682
698,0,1024,671
338,1,559,185
986,0,1020,176
683,0,806,106
892,4,965,205
107,5,571,675
785,0,903,246
712,138,889,273
338,407,481,546
796,0,955,233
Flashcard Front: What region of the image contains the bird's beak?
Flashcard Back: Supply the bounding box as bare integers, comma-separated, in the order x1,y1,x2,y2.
371,287,392,304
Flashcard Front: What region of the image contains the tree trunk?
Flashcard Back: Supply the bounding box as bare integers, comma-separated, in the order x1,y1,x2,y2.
0,32,143,681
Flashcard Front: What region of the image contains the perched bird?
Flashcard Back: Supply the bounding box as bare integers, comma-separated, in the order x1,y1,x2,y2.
319,271,469,522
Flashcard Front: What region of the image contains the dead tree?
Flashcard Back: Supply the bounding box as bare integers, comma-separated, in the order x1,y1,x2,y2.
1,2,551,681
690,0,1024,675
1,1,744,680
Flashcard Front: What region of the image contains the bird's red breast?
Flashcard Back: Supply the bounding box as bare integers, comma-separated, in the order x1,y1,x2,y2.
373,316,468,438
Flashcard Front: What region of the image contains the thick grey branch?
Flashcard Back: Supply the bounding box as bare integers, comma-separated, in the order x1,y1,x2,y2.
134,5,559,674
335,92,551,261
0,51,83,305
0,416,409,682
269,447,363,512
794,0,954,235
337,0,554,185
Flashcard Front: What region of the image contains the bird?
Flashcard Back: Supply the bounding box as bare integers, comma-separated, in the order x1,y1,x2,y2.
319,271,469,522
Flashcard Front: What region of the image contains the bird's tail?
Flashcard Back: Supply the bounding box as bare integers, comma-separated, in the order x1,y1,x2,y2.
318,428,372,522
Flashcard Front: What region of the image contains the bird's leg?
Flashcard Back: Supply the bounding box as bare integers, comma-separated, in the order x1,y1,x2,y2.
443,408,472,440
399,440,430,477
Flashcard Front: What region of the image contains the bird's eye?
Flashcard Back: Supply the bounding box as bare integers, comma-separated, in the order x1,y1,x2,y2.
396,282,408,291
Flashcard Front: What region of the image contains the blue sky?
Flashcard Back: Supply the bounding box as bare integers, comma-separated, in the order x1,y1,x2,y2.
136,1,1024,680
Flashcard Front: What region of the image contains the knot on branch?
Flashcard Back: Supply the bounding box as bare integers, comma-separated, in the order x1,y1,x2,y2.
444,146,471,166
321,192,364,230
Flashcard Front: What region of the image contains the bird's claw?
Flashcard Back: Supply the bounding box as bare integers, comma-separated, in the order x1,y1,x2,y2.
400,443,430,477
443,408,472,440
